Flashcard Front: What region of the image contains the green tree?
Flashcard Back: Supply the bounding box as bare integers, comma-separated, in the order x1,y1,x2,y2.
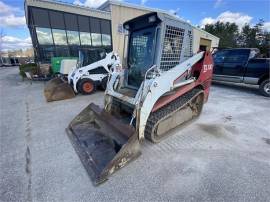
255,19,270,57
204,21,239,48
260,32,270,57
204,19,270,57
239,24,258,48
240,20,270,57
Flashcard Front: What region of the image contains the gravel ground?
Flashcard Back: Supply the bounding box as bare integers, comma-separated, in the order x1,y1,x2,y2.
1,66,270,202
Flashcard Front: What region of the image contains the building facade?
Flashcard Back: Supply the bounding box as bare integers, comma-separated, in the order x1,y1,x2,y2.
25,0,219,64
98,1,219,61
25,0,112,63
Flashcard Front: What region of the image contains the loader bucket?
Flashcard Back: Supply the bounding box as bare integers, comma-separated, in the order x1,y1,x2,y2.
66,103,141,185
44,77,75,102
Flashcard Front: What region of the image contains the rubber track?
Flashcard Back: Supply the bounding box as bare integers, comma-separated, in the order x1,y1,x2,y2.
145,88,202,142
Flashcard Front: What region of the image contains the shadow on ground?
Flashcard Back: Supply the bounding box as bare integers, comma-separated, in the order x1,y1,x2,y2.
212,81,261,96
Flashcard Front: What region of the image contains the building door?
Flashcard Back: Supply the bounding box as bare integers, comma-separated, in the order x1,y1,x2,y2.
199,45,207,51
213,49,229,75
221,49,249,82
199,38,211,51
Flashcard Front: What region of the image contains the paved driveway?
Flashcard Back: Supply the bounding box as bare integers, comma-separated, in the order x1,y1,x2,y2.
1,66,270,202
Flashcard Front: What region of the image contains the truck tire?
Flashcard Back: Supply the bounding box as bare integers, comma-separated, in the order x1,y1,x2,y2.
78,79,96,95
259,79,270,97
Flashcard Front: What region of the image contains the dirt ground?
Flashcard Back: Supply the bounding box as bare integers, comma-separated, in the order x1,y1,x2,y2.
1,66,270,202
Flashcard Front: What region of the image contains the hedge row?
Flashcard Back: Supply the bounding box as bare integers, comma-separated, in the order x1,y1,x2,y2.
19,63,38,78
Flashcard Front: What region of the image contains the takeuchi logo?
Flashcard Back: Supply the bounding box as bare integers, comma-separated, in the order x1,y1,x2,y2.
203,64,213,73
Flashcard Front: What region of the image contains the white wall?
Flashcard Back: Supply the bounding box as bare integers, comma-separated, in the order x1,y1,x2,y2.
193,27,220,52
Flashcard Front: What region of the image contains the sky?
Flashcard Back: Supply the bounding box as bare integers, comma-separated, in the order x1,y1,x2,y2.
0,0,269,51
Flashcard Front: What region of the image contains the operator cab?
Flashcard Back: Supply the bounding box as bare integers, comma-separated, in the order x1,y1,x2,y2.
78,48,107,68
117,12,192,97
106,12,194,125
124,13,161,88
119,13,161,95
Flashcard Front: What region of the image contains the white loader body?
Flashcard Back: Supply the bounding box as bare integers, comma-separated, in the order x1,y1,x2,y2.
68,52,120,93
106,52,205,139
60,59,78,75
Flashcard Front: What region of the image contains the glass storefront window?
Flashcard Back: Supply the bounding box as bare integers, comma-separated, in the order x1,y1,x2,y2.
78,16,90,32
52,29,67,45
49,11,65,29
102,34,111,46
55,46,69,57
69,46,79,57
36,27,53,45
67,30,80,45
90,18,101,33
80,32,91,45
38,46,55,63
91,33,102,46
31,8,50,27
64,13,78,31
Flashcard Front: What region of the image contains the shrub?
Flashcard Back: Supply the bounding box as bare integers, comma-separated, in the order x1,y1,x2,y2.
19,63,38,78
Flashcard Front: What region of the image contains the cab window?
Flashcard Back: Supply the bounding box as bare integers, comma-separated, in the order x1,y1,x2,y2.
224,50,249,63
213,50,228,63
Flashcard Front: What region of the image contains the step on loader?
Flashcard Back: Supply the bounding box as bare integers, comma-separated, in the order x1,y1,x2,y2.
66,12,214,185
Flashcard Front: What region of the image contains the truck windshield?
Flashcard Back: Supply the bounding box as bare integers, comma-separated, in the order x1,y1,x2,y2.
127,26,156,87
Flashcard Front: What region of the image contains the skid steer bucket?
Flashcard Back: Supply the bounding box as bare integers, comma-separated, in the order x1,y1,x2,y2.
66,103,141,185
44,77,75,102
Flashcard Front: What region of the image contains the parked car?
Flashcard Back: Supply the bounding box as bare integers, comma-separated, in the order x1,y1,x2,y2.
213,48,270,96
10,57,20,66
1,57,12,66
0,57,20,66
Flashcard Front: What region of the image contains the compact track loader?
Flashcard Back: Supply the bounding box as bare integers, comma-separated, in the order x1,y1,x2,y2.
67,12,214,185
